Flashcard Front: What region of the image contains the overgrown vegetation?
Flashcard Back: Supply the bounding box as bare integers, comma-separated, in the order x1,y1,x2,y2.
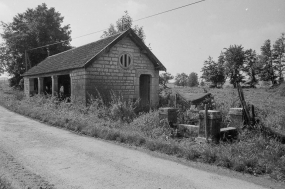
0,81,284,182
0,176,13,189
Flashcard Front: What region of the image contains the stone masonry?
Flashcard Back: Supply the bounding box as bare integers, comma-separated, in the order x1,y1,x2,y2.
85,36,159,106
23,29,164,107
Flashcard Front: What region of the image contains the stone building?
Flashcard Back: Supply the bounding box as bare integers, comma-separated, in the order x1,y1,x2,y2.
23,28,166,107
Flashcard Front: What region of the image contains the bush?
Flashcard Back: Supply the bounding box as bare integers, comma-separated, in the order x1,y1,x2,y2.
109,92,138,123
132,111,172,139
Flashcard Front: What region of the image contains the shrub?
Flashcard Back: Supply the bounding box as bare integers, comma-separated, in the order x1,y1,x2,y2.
109,92,138,123
132,110,172,139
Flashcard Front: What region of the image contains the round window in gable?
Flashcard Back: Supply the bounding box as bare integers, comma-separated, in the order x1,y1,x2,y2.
119,53,132,68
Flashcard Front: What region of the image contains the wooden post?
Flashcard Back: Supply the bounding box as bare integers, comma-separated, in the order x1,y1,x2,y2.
204,104,208,141
251,105,256,126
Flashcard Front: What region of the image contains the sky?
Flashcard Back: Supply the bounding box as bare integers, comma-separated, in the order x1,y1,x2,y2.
0,0,285,78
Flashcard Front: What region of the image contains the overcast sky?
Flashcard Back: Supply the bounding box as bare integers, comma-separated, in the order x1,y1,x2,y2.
0,0,285,78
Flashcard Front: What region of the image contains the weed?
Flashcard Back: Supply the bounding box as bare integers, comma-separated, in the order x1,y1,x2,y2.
0,176,13,189
0,83,285,182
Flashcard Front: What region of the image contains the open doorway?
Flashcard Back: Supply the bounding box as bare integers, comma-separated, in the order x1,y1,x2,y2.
33,78,38,95
139,74,151,107
58,75,71,100
43,77,52,95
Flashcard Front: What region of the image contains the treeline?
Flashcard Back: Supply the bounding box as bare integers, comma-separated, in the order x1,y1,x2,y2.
159,72,199,88
160,33,284,89
201,33,285,88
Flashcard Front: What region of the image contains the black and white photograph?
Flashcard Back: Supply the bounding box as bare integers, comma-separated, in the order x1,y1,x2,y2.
0,0,284,188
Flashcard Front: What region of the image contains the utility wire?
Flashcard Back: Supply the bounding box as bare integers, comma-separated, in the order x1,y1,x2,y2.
28,0,206,51
134,0,205,22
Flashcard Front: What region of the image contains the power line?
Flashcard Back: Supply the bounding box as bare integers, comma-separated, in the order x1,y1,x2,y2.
134,0,205,22
28,0,206,51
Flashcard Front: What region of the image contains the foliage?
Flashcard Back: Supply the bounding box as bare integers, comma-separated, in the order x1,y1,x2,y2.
174,73,188,87
201,56,226,87
159,72,174,88
0,176,12,189
0,3,72,86
259,39,277,84
187,72,199,87
0,44,7,75
109,91,138,123
1,81,285,182
273,33,285,83
243,49,260,87
101,11,146,42
224,45,245,87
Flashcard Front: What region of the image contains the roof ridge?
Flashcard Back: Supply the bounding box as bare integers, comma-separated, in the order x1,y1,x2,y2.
48,30,126,58
83,30,129,66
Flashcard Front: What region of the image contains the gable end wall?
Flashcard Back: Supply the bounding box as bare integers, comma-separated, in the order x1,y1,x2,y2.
85,36,159,106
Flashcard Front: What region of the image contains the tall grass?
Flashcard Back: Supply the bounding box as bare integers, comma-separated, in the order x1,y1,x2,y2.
0,176,13,189
0,82,284,182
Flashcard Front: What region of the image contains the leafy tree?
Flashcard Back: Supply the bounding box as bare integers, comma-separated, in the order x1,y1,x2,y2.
187,72,199,87
101,11,145,42
174,73,188,87
0,3,72,86
259,39,277,84
0,44,7,75
243,49,259,87
159,72,174,88
273,33,285,83
201,56,226,88
224,45,245,88
199,80,205,87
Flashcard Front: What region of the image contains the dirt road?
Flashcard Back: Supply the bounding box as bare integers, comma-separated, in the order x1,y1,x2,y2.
0,106,282,189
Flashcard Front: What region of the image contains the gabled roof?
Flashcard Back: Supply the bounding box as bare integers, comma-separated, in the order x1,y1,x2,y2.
23,28,166,76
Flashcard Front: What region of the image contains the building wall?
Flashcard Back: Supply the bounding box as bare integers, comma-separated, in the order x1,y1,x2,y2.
70,68,86,104
24,77,30,96
23,69,86,104
85,36,159,107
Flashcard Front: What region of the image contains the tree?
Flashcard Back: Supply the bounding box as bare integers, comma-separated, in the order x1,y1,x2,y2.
187,72,199,87
0,3,72,86
273,33,285,83
243,49,259,87
159,72,174,88
224,45,245,88
0,44,7,75
174,73,188,87
259,39,277,85
201,56,226,88
101,11,145,42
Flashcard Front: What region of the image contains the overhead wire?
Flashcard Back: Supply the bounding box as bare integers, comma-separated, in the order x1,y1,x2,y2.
27,0,206,51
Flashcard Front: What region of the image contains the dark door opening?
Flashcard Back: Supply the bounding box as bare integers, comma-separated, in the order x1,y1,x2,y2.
139,74,150,107
43,77,52,95
58,75,71,100
34,78,38,95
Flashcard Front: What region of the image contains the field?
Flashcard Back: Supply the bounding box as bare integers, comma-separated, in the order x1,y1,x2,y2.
171,85,285,132
0,80,285,182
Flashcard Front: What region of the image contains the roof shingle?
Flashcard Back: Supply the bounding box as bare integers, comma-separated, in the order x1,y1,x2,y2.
23,32,123,76
23,28,166,76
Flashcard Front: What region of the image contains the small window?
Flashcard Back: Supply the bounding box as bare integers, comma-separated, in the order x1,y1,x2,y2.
119,53,132,68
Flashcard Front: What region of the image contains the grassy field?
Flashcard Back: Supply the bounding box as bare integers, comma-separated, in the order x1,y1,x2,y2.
0,80,285,182
171,85,285,132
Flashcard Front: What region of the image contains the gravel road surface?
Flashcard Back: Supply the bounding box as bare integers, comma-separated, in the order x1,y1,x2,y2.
0,106,283,189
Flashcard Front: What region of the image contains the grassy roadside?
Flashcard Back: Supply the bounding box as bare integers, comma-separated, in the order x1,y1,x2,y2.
0,82,284,182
